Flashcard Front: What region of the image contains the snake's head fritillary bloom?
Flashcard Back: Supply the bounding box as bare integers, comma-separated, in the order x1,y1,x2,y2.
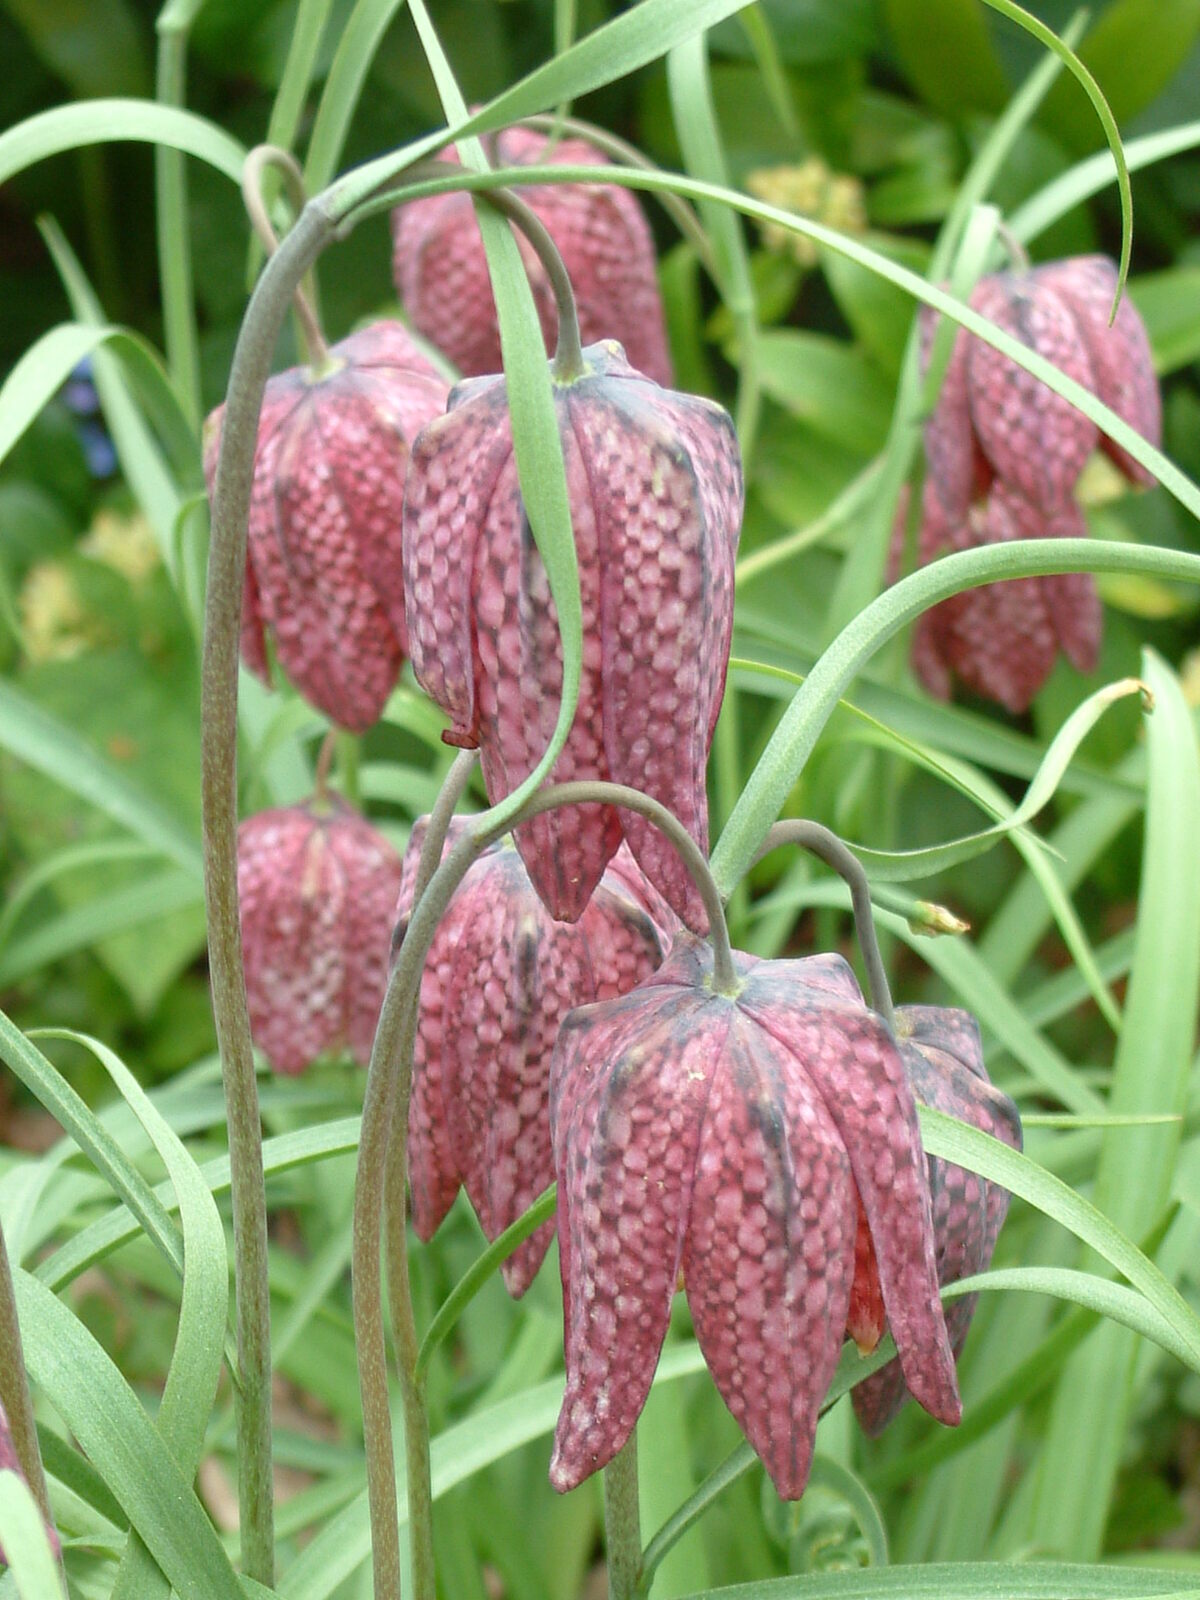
549,934,960,1501
204,321,449,732
848,1005,1022,1436
394,820,669,1295
403,340,742,930
237,802,403,1074
906,255,1157,712
392,126,672,386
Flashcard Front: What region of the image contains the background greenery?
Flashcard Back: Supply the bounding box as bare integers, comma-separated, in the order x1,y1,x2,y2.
1,0,1200,1596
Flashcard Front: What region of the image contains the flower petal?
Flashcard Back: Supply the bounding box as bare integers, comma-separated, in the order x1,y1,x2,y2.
966,275,1098,511
549,986,724,1489
683,1014,855,1499
740,973,961,1428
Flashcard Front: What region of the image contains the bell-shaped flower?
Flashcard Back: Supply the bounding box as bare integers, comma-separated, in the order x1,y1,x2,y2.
549,934,960,1501
238,801,403,1074
847,1005,1022,1435
395,819,671,1295
205,321,449,732
403,340,742,929
392,126,672,386
909,255,1159,711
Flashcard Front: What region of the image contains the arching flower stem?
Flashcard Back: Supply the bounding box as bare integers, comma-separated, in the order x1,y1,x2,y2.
241,145,333,372
403,158,587,382
753,820,895,1028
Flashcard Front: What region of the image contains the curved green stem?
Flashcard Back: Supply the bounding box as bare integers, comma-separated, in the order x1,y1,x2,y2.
515,113,718,278
638,1442,754,1594
202,197,333,1587
413,1185,556,1386
154,7,200,425
405,159,585,381
604,1430,643,1600
412,748,479,907
753,820,894,1027
242,145,332,370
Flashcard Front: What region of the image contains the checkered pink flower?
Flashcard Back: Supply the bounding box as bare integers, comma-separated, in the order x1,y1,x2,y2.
909,255,1159,711
395,819,672,1295
204,321,449,732
402,340,742,930
238,802,403,1074
848,1005,1021,1434
548,933,961,1500
392,126,672,386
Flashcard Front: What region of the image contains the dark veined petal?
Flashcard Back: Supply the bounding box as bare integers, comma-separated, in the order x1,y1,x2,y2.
852,1004,1021,1435
740,966,961,1428
683,1013,856,1499
549,984,723,1489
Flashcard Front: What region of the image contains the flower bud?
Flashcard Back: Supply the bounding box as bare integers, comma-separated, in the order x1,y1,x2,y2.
392,127,672,385
204,321,449,732
238,802,403,1073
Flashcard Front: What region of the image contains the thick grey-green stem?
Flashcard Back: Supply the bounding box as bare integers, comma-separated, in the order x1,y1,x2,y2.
355,778,735,1598
604,1430,643,1599
753,820,894,1027
202,199,333,1585
0,1219,53,1533
412,749,480,907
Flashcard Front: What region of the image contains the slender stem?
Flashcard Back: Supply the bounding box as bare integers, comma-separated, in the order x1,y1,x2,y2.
413,749,479,907
414,1185,556,1386
604,1430,643,1600
155,18,200,426
335,730,361,807
385,1134,436,1597
242,145,332,370
515,114,718,279
404,159,586,382
0,1220,54,1534
313,729,337,803
639,1442,754,1594
996,217,1032,273
202,198,334,1587
734,457,885,589
753,820,894,1027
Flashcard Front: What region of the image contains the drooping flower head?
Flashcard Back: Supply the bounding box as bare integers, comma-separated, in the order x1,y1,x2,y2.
909,255,1160,712
403,341,742,930
395,818,673,1295
204,321,449,732
549,933,961,1501
238,801,403,1074
846,1005,1021,1433
392,126,672,386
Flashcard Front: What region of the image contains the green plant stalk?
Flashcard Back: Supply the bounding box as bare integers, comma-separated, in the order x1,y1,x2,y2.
385,1131,435,1598
0,1218,54,1533
604,1430,643,1600
202,201,334,1586
155,6,201,426
710,538,1200,900
753,819,895,1027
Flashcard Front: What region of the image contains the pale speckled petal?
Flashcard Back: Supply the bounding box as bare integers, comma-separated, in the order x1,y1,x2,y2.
683,1016,856,1500
966,276,1098,512
740,968,961,1428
